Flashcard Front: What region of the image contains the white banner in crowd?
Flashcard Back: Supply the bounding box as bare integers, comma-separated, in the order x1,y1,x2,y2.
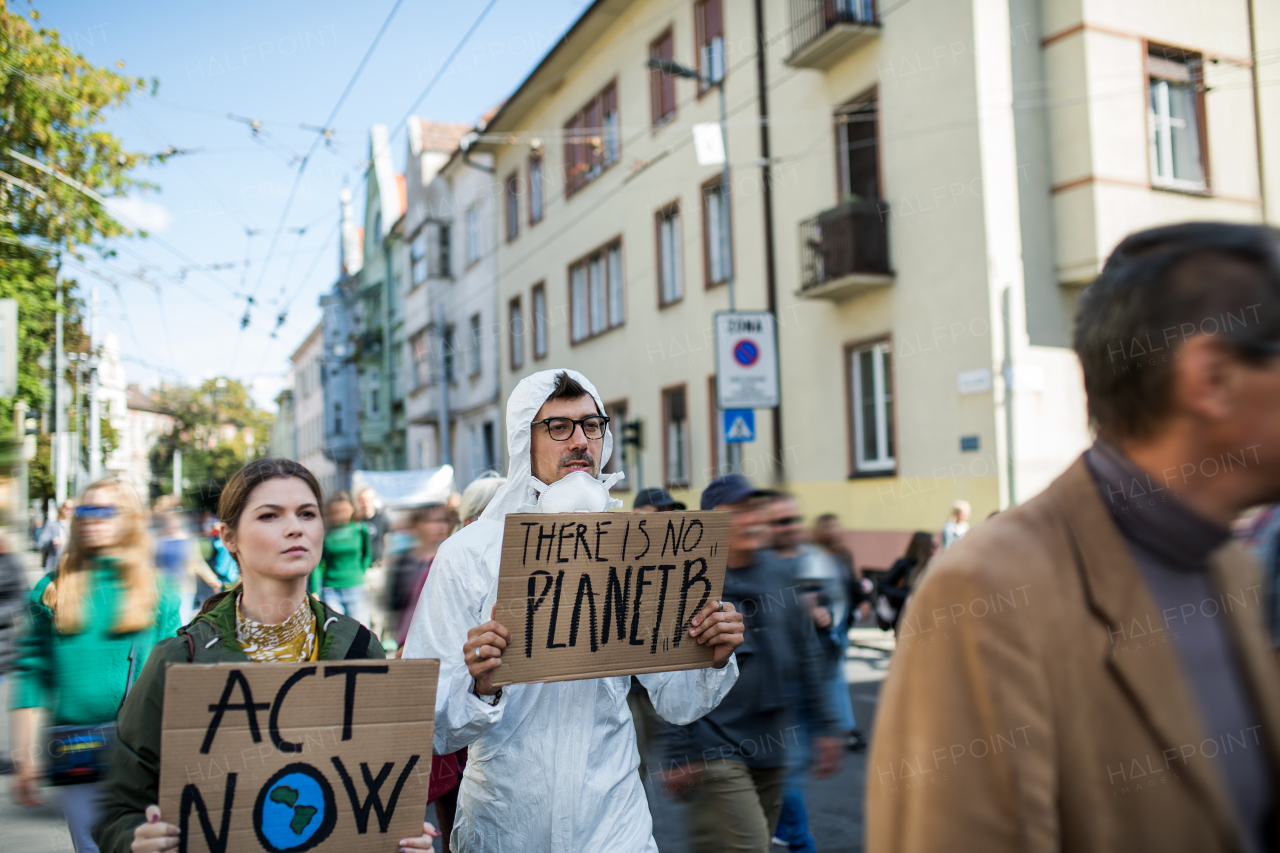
351,465,455,508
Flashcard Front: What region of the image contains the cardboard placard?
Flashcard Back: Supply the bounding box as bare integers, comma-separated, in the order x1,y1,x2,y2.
158,659,438,853
492,512,729,686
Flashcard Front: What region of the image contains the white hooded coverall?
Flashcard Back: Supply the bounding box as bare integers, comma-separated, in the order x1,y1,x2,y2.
404,369,739,853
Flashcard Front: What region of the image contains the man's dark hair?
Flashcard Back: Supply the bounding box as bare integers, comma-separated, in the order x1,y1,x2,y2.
1073,221,1280,440
545,371,602,415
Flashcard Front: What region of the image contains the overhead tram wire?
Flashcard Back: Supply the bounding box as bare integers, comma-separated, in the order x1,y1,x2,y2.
388,0,501,144
239,0,408,319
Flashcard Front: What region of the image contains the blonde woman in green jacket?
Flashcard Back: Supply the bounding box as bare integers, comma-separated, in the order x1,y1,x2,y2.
9,478,178,853
93,458,439,853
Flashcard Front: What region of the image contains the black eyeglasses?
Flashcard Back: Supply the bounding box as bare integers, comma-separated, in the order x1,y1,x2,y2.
532,415,609,441
771,516,802,527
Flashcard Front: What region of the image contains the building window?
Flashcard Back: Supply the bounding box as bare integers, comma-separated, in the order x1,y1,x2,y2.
483,421,496,472
570,240,624,343
434,223,451,278
650,29,677,127
663,386,689,488
1148,48,1205,189
466,207,481,266
532,283,548,359
510,297,524,370
836,89,879,201
469,313,482,377
411,332,428,387
656,203,683,306
695,0,725,93
505,171,520,242
442,326,455,383
702,178,732,287
529,154,544,224
602,400,629,487
848,340,895,474
369,369,381,416
564,81,620,196
414,230,430,284
334,402,343,435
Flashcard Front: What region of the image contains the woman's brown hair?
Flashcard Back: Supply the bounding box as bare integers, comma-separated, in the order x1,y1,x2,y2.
197,458,323,616
43,478,157,635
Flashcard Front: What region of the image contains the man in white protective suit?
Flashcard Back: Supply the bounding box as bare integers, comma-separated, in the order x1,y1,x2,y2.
403,369,744,852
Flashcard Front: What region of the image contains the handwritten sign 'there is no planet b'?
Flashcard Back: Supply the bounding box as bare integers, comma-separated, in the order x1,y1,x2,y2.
492,511,730,686
158,659,438,853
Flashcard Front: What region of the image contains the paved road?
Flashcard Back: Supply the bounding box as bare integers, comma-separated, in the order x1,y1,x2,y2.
650,628,892,853
0,597,891,853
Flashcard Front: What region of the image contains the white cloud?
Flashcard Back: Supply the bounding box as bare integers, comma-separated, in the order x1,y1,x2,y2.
104,196,171,234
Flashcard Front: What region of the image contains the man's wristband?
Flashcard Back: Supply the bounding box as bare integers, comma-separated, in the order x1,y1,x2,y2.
471,680,502,706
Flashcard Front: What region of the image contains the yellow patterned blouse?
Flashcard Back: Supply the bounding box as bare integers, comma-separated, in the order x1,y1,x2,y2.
235,594,318,662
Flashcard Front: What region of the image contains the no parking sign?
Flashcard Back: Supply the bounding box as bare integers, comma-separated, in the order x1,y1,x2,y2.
715,312,779,409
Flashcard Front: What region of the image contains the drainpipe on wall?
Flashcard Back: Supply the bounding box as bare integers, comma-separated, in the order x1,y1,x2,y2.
1001,286,1017,508
1247,0,1268,221
754,0,785,483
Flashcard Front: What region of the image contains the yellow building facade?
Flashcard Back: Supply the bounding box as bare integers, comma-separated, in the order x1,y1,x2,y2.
481,0,1280,544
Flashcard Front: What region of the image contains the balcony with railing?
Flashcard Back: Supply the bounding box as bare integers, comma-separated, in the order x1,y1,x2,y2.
786,0,880,69
798,200,893,300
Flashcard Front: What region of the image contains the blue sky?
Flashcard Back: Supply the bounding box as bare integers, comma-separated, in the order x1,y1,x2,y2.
36,0,592,407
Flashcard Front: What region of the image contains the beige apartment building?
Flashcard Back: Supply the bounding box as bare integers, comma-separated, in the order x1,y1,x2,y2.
482,0,1280,540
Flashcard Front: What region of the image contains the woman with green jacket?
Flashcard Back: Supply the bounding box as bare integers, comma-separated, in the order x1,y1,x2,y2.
93,458,439,853
9,478,178,853
311,490,372,626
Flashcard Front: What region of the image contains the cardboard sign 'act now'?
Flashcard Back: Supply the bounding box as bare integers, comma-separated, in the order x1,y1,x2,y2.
158,659,438,853
492,512,730,686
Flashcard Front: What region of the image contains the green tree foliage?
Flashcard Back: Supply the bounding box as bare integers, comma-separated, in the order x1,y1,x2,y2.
1,2,158,498
148,379,271,512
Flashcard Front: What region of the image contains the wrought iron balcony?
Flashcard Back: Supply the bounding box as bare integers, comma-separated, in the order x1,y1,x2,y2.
798,200,893,300
786,0,881,69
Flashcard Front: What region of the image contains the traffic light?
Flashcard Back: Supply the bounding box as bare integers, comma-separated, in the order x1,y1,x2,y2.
621,419,643,451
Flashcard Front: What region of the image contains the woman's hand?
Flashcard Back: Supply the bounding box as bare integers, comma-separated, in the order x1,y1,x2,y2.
398,820,441,851
132,805,180,852
688,599,744,667
11,763,44,807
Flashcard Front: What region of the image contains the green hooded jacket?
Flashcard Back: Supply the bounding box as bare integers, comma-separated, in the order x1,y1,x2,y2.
91,592,385,853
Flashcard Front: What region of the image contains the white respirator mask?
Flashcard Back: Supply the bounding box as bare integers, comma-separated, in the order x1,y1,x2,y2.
530,470,625,513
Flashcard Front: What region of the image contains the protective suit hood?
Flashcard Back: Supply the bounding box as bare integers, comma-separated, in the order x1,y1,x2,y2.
482,368,620,520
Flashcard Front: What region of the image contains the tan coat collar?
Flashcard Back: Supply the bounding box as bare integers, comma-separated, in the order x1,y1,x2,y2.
1052,455,1278,850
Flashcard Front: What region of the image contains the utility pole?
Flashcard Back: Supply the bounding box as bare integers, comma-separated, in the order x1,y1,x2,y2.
88,288,102,482
53,279,66,505
173,449,183,499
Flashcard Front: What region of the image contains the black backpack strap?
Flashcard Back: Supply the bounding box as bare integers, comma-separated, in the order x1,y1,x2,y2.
184,632,196,662
345,625,372,660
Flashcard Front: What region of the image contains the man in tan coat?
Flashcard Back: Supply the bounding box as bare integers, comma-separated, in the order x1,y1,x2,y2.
868,221,1280,852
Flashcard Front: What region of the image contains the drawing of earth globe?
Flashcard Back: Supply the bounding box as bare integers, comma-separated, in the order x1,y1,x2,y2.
253,764,336,852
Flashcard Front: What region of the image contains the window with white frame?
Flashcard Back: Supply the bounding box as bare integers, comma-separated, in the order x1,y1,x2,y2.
849,341,895,473
510,297,524,370
505,171,520,242
703,179,732,287
529,155,544,224
657,204,682,305
532,284,548,359
695,0,725,91
570,241,624,343
469,313,482,377
1148,49,1205,189
369,368,381,416
466,206,481,266
664,386,689,488
411,332,429,387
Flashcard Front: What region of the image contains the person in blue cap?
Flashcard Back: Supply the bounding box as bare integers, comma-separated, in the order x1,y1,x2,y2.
658,474,843,853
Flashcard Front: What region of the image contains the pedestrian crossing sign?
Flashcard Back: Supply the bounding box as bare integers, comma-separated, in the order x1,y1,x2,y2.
724,409,755,443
